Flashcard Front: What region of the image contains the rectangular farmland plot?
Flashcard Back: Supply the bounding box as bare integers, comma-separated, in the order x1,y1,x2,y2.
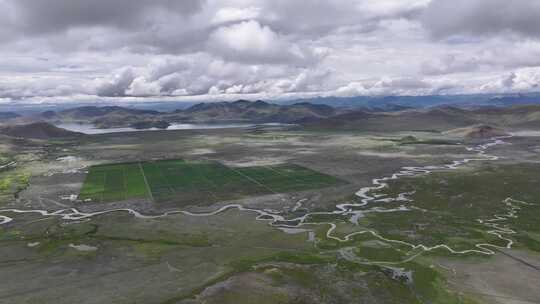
79,159,345,205
78,170,106,202
79,163,149,203
204,166,268,196
125,165,149,197
238,164,346,193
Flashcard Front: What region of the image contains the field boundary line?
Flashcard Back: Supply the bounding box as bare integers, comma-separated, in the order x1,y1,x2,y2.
264,165,310,186
196,168,220,201
227,165,278,195
265,164,344,188
122,166,127,201
495,249,540,272
154,162,177,195
100,170,106,203
138,162,154,202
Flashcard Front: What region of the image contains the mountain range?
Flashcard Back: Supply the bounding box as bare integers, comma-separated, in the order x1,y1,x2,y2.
3,99,540,140
301,104,540,132
0,122,82,139
38,100,339,129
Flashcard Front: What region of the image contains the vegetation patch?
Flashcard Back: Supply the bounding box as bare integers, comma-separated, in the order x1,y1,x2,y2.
79,159,345,205
362,163,540,254
0,169,30,204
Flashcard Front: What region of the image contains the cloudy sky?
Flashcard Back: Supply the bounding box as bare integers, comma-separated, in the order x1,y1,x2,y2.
1,0,540,103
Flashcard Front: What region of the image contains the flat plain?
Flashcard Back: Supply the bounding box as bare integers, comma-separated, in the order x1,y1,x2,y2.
1,124,540,304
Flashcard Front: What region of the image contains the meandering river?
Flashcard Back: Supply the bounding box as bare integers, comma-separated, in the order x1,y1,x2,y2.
0,136,534,264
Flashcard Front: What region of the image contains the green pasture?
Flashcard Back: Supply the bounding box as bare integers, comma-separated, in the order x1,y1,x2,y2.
79,159,345,206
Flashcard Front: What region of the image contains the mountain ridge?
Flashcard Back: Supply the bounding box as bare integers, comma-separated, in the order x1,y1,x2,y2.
0,122,83,139
38,100,339,128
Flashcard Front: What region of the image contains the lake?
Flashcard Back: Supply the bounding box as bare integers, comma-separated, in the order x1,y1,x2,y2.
56,122,288,135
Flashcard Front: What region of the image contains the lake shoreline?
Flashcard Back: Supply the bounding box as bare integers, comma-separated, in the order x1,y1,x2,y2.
56,122,291,135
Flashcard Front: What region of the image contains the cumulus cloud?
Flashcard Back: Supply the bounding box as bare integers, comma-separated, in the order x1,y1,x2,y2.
94,67,136,97
0,74,90,100
90,53,332,98
212,7,261,24
335,77,433,96
1,0,540,102
207,20,323,65
479,68,540,93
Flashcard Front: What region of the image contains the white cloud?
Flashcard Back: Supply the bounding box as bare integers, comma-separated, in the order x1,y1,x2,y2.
335,77,433,96
207,20,320,65
94,67,136,97
86,52,332,98
478,68,540,93
212,7,261,24
126,77,162,97
0,0,540,103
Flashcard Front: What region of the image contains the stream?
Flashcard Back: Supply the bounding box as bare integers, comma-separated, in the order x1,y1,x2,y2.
0,136,534,264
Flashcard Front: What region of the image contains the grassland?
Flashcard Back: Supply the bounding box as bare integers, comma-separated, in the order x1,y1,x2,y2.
4,126,540,304
351,163,540,254
79,159,345,205
0,207,479,304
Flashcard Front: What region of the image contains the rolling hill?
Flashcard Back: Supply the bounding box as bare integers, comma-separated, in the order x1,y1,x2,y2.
41,100,339,128
0,122,83,139
444,125,509,140
30,99,540,132
301,106,478,132
302,104,540,132
175,100,336,123
0,112,21,121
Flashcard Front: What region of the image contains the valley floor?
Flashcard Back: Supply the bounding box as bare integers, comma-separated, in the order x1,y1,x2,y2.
1,127,539,303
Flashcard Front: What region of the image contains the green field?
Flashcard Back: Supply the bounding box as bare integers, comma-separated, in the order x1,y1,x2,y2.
79,159,345,205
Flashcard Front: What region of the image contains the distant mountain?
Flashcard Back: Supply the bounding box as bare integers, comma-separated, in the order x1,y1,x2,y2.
175,100,337,123
0,112,21,121
41,106,163,129
302,104,540,132
302,106,477,132
486,94,540,107
53,106,160,120
40,111,57,119
0,122,83,139
470,104,540,128
280,95,477,109
31,97,540,131
3,92,540,116
41,100,339,128
282,93,540,110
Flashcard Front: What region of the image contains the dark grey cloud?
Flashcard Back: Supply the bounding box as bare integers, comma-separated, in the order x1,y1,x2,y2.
1,0,427,53
421,40,540,76
422,0,540,39
0,0,208,54
8,0,203,35
259,0,427,36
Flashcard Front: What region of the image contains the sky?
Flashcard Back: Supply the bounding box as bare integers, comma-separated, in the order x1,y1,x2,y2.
1,0,540,104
